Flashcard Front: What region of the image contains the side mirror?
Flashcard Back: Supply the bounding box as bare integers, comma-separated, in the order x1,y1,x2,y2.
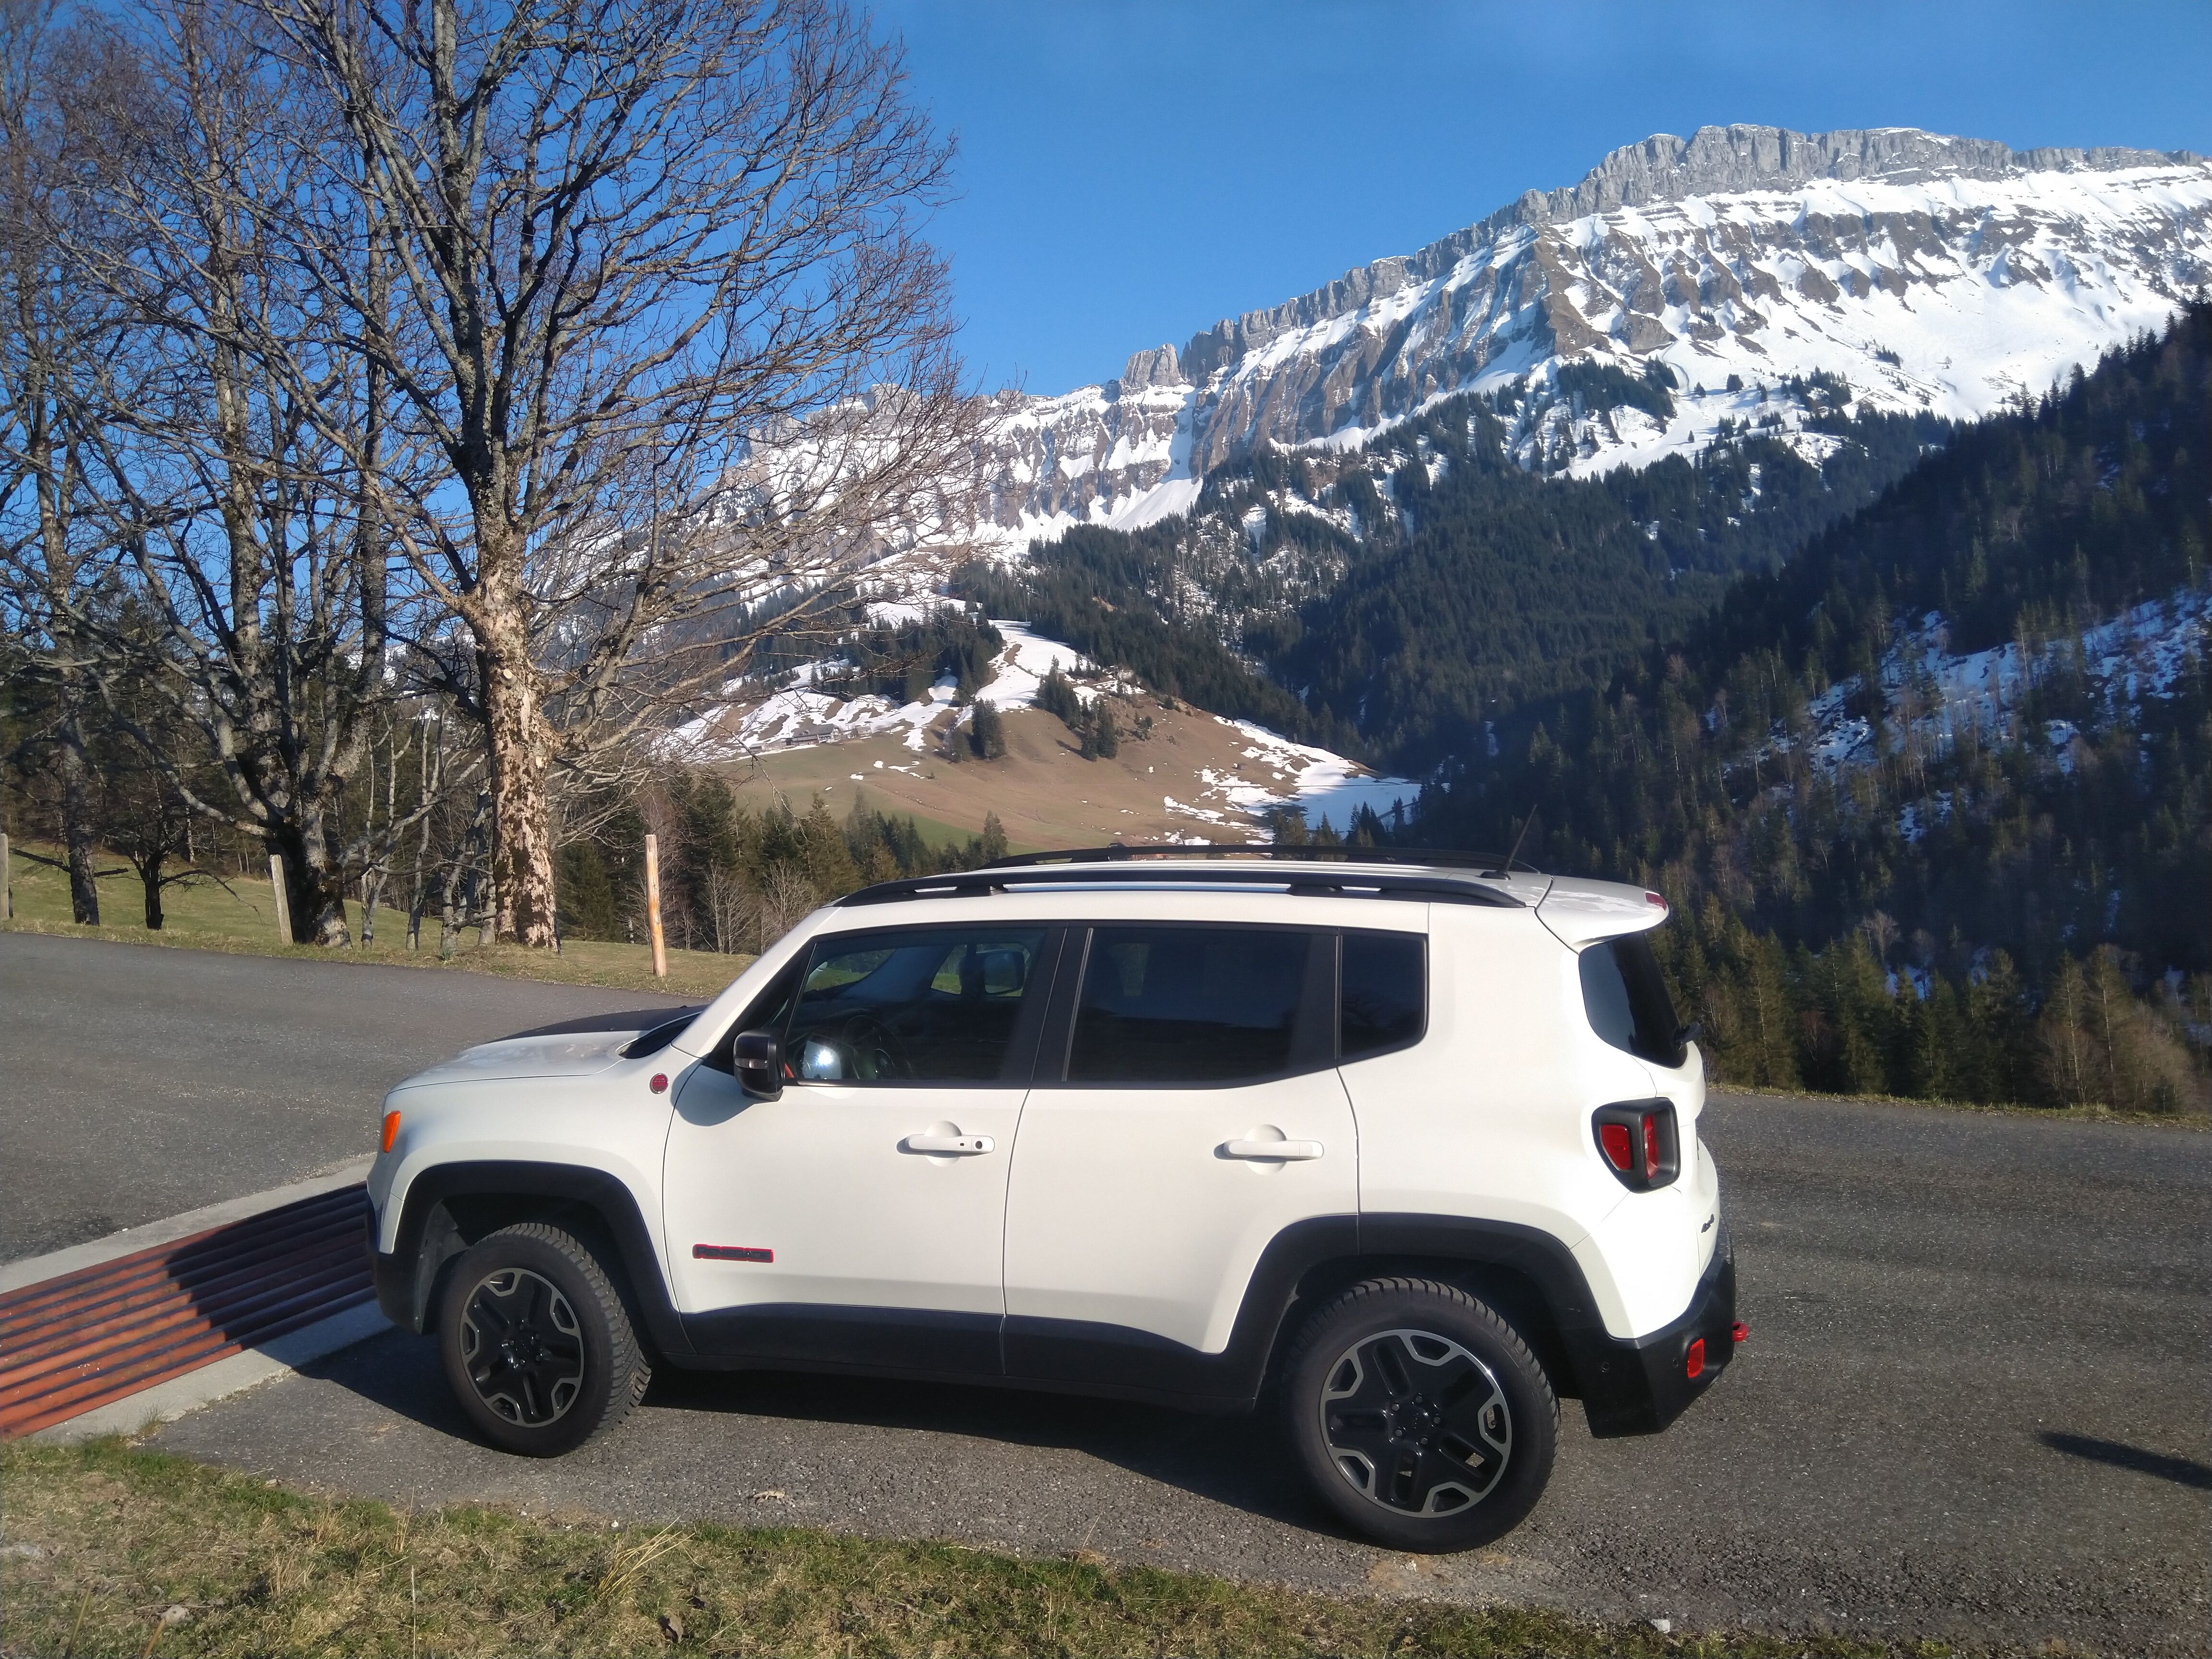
1675,1021,1704,1048
732,1029,783,1100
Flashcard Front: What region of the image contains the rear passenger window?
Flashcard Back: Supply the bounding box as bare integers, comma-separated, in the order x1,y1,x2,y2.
1069,926,1320,1084
1340,932,1425,1060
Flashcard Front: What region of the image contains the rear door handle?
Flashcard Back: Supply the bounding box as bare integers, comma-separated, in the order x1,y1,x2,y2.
1222,1138,1324,1160
902,1133,995,1155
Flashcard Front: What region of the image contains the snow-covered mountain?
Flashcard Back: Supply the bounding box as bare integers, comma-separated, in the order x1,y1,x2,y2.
962,124,2212,546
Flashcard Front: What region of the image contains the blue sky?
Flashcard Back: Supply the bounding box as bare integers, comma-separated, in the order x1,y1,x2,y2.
869,0,2212,395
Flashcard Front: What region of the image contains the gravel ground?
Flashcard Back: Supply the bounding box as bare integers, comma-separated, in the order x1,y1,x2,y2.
149,1091,2212,1654
0,932,690,1261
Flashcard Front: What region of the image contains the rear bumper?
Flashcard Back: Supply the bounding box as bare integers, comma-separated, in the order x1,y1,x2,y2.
1575,1225,1737,1437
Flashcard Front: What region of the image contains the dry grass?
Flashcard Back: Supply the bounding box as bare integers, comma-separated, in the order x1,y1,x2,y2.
723,698,1321,851
0,847,748,999
0,1440,1949,1659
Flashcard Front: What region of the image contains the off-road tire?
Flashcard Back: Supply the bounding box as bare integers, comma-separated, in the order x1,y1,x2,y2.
1282,1276,1557,1551
437,1222,652,1456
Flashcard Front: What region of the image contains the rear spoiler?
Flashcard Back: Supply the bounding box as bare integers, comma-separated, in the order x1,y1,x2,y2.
1536,877,1671,949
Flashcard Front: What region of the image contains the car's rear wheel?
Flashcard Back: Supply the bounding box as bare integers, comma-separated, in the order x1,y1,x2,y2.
1282,1277,1557,1551
437,1222,651,1456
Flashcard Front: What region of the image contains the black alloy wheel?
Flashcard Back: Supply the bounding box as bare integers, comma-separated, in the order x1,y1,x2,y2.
436,1222,652,1457
460,1267,586,1427
1318,1327,1511,1515
1283,1277,1556,1551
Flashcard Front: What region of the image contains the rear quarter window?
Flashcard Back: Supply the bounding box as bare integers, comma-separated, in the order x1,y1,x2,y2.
1579,933,1686,1068
1340,931,1425,1061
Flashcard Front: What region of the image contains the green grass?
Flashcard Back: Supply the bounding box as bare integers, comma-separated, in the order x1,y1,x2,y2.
0,1439,1957,1659
1,843,749,1000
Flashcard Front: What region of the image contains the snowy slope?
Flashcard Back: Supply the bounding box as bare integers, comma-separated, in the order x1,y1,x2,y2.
667,617,1419,840
668,622,1100,760
1759,588,2210,781
948,125,2210,550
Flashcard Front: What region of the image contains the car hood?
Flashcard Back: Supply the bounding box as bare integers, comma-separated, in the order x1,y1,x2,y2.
393,1029,641,1090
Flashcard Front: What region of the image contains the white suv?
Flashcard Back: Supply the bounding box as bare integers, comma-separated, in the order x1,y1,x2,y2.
367,848,1737,1551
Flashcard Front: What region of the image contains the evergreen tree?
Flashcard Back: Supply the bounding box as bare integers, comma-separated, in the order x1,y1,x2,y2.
554,842,618,940
970,699,1007,759
1034,664,1084,729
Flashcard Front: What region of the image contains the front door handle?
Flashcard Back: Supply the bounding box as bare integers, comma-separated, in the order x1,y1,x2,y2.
1222,1138,1324,1160
902,1132,995,1155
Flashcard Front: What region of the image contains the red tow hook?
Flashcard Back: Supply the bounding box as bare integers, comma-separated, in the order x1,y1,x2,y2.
1731,1321,1749,1344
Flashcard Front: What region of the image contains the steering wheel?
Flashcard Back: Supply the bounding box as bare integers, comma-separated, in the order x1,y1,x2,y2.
841,1014,908,1082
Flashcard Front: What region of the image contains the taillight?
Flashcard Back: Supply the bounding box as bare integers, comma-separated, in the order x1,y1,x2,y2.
1599,1121,1635,1172
1684,1337,1706,1379
1591,1101,1679,1190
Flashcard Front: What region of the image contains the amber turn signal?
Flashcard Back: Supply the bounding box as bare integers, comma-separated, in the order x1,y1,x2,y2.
380,1110,401,1154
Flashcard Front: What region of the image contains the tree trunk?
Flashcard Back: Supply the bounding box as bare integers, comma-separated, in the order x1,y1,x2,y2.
478,620,557,948
141,860,165,930
269,821,350,945
57,721,100,926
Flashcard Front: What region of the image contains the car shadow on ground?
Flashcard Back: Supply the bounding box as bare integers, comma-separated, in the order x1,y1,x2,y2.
307,1328,1357,1541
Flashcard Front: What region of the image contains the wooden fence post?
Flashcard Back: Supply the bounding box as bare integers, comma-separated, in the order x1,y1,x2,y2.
267,853,293,945
643,833,668,979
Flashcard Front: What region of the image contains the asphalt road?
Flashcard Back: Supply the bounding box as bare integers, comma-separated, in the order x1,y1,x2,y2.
157,1096,2212,1654
0,933,692,1262
10,935,2206,1652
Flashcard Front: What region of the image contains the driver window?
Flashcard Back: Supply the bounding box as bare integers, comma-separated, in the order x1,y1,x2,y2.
785,927,1049,1085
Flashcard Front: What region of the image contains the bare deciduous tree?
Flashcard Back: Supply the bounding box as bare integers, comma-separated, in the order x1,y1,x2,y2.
0,0,128,922
260,0,977,946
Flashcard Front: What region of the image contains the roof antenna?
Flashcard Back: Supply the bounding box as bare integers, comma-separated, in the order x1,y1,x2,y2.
1485,808,1536,878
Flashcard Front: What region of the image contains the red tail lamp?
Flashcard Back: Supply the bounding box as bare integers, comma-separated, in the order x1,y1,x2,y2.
1599,1121,1635,1170
1591,1102,1679,1190
380,1110,402,1154
1684,1337,1706,1380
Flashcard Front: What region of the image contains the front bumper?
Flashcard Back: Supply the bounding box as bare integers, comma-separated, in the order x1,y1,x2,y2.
1575,1225,1738,1437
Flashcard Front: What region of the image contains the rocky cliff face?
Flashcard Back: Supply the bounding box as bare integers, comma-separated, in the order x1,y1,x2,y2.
958,124,2212,549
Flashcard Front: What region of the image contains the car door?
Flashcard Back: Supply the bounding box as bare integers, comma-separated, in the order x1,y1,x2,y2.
663,924,1059,1376
1001,923,1357,1394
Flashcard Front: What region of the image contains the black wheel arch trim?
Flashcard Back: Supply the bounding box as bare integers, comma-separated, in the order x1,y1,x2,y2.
373,1160,694,1358
1356,1211,1735,1437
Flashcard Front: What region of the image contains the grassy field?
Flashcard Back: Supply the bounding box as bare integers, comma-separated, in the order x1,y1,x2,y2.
1,844,750,1000
0,1440,1946,1659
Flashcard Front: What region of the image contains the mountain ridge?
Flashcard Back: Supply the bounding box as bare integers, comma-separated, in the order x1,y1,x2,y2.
940,123,2212,552
1174,124,2207,384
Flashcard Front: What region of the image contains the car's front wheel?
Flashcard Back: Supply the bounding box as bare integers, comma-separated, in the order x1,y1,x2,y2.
436,1222,651,1456
1282,1276,1557,1551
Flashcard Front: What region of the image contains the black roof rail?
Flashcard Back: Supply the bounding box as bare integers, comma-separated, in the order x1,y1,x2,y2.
833,844,1534,910
984,843,1542,876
